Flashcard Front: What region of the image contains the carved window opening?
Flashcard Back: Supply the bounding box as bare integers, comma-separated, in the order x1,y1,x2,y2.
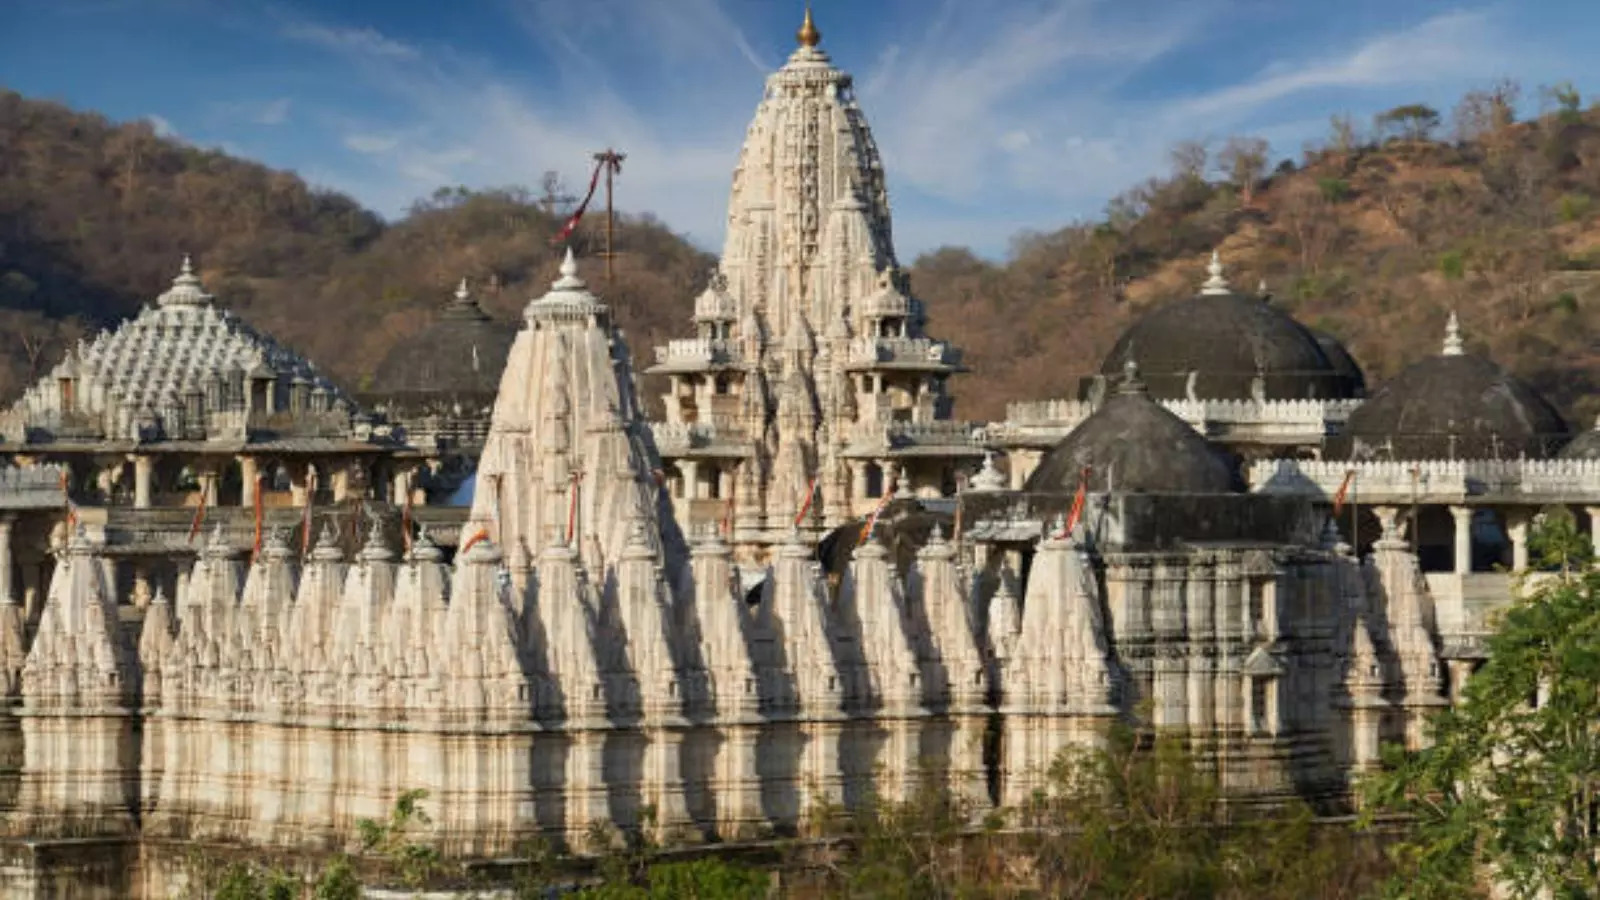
864,463,884,499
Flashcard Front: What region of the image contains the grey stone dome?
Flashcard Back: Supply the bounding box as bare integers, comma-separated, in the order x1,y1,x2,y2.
1091,256,1362,402
1029,363,1240,495
370,280,517,405
1331,317,1568,460
1308,327,1367,396
1560,420,1600,459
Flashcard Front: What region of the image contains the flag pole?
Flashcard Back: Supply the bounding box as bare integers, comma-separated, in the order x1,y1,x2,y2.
592,149,626,282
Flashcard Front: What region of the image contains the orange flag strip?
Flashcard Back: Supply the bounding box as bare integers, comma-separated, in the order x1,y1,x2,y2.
1331,468,1356,515
251,475,264,563
59,469,79,530
566,471,583,545
461,526,491,556
1058,466,1092,539
858,482,895,547
793,476,820,527
187,480,208,545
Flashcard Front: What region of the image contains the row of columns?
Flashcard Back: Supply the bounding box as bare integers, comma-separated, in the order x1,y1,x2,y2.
116,454,413,509
1389,503,1600,575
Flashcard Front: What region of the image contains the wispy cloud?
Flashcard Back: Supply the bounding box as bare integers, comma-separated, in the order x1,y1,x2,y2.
282,23,419,61
145,114,178,138
212,97,293,126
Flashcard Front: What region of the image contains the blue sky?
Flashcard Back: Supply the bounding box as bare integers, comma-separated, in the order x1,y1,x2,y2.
3,0,1599,259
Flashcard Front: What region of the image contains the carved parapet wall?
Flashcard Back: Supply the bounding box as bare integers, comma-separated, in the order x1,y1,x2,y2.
1250,457,1600,503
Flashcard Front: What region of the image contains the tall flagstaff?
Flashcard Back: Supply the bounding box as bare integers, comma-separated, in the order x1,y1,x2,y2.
593,148,626,282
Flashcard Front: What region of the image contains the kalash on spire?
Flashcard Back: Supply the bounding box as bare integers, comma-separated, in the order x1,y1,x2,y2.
648,4,979,559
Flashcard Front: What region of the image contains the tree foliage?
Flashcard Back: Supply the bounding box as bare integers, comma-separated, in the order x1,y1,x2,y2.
1361,514,1600,899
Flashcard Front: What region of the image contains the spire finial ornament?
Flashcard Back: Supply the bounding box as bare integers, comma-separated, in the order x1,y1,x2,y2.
1201,249,1230,295
181,254,195,278
455,277,470,303
1119,357,1147,395
797,2,821,47
1442,310,1464,356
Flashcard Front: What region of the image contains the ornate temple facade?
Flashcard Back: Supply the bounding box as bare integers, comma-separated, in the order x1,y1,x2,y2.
648,11,982,558
0,10,1596,897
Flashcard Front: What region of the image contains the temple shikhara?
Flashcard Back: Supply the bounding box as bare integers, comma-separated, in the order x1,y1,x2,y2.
2,9,1597,896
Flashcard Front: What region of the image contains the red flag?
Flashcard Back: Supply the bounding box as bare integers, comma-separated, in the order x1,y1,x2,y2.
400,475,414,554
793,476,820,527
187,480,209,545
1332,468,1356,515
1058,466,1091,539
550,159,606,246
857,484,895,547
461,526,491,556
566,470,584,544
59,469,78,530
301,468,317,558
250,475,264,563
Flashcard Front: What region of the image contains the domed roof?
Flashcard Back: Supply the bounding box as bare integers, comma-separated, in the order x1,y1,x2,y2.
1331,313,1569,460
1027,361,1240,495
371,279,517,403
1560,419,1600,460
1094,253,1362,402
1308,327,1367,396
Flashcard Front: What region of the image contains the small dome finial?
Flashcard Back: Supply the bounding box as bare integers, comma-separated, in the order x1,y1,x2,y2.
181,254,194,277
455,277,470,302
1200,249,1230,295
797,2,821,47
1443,310,1464,356
1119,357,1147,395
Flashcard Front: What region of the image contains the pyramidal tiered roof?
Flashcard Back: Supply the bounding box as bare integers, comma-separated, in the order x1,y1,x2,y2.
1,257,351,446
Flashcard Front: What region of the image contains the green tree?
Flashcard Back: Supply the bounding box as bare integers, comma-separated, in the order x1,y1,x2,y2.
1376,104,1442,141
1362,516,1600,899
357,788,443,888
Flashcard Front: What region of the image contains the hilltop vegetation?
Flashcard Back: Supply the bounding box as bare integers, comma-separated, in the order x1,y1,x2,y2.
5,83,1600,426
0,89,711,402
914,81,1600,422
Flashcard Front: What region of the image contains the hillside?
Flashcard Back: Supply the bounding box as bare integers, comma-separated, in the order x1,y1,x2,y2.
0,90,711,404
5,86,1600,429
913,90,1600,424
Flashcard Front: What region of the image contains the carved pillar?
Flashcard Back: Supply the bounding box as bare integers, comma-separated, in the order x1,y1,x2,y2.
290,463,311,507
1507,511,1529,573
0,515,12,606
850,461,866,502
1449,505,1472,575
682,460,701,501
330,463,351,503
238,455,259,508
391,467,413,506
132,454,154,509
1587,507,1600,563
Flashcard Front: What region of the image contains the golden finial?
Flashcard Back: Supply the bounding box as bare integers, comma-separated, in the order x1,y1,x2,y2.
797,2,821,47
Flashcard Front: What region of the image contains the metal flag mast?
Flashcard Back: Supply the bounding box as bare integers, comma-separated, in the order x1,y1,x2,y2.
593,148,626,282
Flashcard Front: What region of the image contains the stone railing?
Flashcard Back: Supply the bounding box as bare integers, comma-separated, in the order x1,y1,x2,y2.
1003,397,1360,428
847,337,961,368
0,464,70,509
651,339,741,368
649,421,747,454
848,419,988,452
1249,458,1600,501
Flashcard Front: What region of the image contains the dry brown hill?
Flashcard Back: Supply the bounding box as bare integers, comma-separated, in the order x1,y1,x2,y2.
912,91,1600,425
0,90,711,404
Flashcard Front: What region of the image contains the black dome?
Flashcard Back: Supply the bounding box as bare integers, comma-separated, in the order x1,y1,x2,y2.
1092,259,1361,402
370,282,517,404
1028,365,1240,495
1331,325,1568,460
1308,327,1367,396
1560,420,1600,460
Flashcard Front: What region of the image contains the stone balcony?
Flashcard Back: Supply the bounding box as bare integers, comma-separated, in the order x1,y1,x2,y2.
843,419,989,458
0,465,70,509
647,339,743,373
844,337,962,371
648,421,750,458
